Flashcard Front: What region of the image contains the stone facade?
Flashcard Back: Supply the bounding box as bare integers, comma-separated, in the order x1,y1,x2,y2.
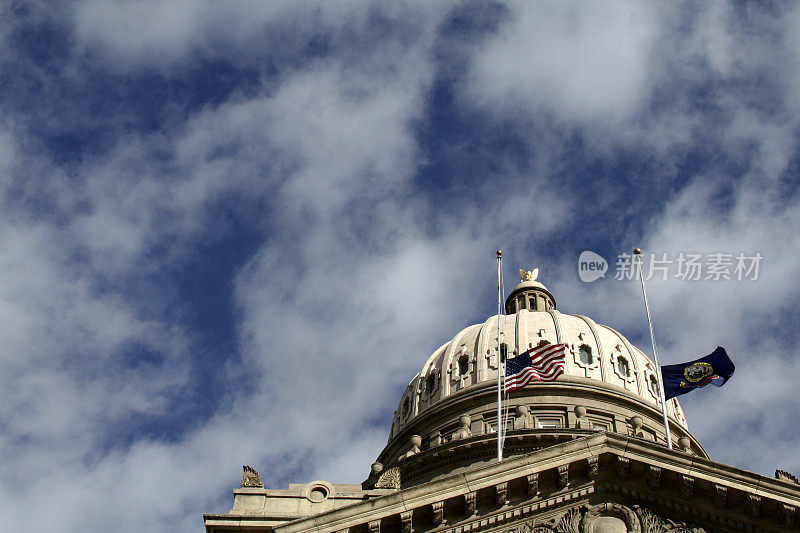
204,278,800,532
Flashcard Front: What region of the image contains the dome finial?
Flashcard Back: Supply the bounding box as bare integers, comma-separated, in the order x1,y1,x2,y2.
519,268,538,282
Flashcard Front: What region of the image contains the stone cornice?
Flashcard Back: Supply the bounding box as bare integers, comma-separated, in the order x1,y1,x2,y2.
253,432,800,533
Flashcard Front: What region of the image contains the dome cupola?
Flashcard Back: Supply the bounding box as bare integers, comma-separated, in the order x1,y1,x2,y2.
505,268,556,314
364,269,705,491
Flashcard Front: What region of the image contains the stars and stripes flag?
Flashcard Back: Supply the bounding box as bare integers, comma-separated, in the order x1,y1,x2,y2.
505,343,567,392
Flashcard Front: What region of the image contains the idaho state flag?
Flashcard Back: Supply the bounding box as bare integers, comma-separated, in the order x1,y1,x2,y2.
661,347,735,400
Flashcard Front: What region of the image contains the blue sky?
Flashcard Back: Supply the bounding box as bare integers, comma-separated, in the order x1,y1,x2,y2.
2,2,800,531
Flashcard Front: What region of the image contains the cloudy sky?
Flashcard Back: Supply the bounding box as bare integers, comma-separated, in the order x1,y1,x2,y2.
2,1,799,531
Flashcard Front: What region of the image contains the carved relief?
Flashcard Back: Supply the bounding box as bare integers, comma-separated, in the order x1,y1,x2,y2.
241,465,263,488
776,469,799,483
374,467,400,490
527,472,540,498
401,510,412,533
680,475,694,498
782,504,796,528
615,456,630,479
586,457,598,480
496,481,509,506
746,494,760,517
712,484,727,508
634,505,706,532
580,503,640,533
557,464,569,489
647,465,661,489
464,491,476,515
432,501,444,525
451,415,472,441
368,519,380,532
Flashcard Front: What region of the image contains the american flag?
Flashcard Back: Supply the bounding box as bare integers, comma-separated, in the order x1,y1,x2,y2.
505,343,567,392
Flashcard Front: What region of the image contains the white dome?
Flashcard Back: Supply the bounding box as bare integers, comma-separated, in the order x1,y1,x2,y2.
390,308,687,439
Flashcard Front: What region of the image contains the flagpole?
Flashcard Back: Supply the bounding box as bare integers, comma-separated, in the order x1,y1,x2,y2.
496,250,503,462
633,248,673,450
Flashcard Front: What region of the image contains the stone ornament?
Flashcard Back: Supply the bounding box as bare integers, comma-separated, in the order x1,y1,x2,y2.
401,510,413,533
514,405,532,429
680,475,694,498
712,484,727,508
746,494,761,517
451,415,472,441
496,481,509,506
781,504,796,528
586,457,598,480
432,501,444,525
368,519,380,532
401,435,421,459
241,465,263,488
526,472,540,498
374,467,400,490
776,469,799,483
615,456,630,479
464,491,476,515
499,504,705,533
520,268,539,282
557,464,569,489
647,465,662,489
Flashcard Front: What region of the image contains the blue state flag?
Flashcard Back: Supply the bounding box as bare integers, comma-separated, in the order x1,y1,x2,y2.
661,346,735,400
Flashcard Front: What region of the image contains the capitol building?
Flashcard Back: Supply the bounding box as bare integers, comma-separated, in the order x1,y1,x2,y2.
205,274,800,532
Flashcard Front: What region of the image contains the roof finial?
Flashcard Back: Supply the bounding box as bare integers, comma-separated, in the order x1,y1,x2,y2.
519,268,538,282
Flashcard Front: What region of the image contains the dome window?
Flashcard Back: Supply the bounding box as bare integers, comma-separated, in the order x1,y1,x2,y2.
458,355,469,376
579,345,593,365
401,397,410,419
617,357,630,377
499,343,508,363
537,340,550,347
649,375,659,395
426,374,436,395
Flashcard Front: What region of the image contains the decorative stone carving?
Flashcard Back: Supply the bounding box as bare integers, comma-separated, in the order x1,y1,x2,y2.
464,491,476,515
428,430,442,448
580,503,640,533
574,405,590,429
451,415,472,441
557,464,569,489
554,506,583,533
746,494,760,517
776,469,799,483
241,465,263,488
374,467,400,490
713,484,727,508
527,472,540,498
680,475,694,498
615,456,630,479
678,436,692,453
368,519,380,532
629,416,644,438
401,435,421,459
401,510,413,533
586,457,598,480
634,505,705,532
647,465,661,489
432,501,444,525
496,481,509,506
782,504,796,528
514,405,532,429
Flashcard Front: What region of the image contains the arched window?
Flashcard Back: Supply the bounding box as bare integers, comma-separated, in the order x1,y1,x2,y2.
426,374,436,395
649,375,659,395
401,397,410,418
579,344,593,365
458,355,469,375
617,357,630,377
537,340,550,347
500,343,508,363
